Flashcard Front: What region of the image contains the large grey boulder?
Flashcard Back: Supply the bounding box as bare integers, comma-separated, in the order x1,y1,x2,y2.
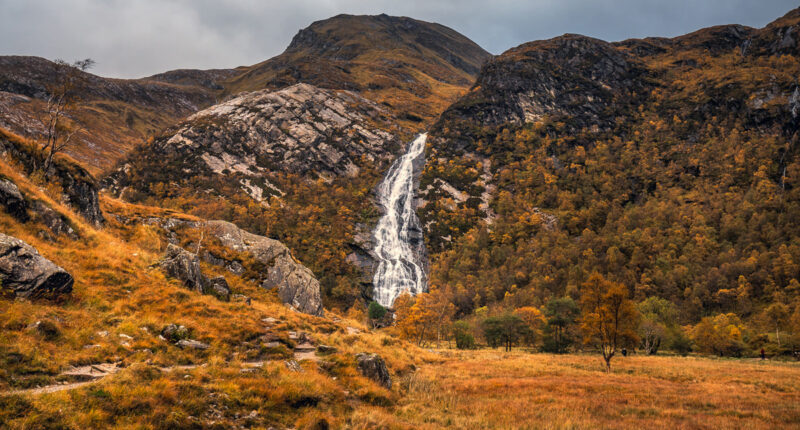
159,244,230,301
0,233,73,298
355,353,391,389
204,220,323,316
0,178,29,222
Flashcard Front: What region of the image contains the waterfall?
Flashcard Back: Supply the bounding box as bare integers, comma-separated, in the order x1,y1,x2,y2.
372,133,428,307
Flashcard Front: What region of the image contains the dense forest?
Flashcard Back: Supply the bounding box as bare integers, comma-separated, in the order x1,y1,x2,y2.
412,10,800,357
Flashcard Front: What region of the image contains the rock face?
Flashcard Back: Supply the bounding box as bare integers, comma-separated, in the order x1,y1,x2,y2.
205,220,323,316
0,233,73,298
355,353,391,389
104,83,405,202
0,178,29,222
159,244,231,301
0,130,104,226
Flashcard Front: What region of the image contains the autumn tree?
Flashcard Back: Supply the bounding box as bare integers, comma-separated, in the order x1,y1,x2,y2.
394,290,453,347
579,273,640,372
761,303,790,347
37,58,94,174
691,313,748,357
514,306,546,346
637,297,679,355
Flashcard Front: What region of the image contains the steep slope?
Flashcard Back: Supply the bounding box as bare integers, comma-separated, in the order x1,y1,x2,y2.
0,138,433,428
0,56,231,173
421,8,800,319
104,83,413,308
223,14,492,126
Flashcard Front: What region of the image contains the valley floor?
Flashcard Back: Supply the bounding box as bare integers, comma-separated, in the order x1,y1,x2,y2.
354,350,800,430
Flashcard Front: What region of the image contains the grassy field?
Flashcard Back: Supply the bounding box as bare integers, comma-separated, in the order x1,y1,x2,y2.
352,350,800,429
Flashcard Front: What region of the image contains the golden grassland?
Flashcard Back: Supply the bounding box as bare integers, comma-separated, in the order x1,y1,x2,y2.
353,350,800,430
2,139,800,429
0,153,442,428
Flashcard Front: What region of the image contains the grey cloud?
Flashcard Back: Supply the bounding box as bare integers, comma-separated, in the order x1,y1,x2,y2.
0,0,796,78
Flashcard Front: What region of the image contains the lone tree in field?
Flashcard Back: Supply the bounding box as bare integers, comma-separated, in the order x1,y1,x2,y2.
37,58,94,174
579,273,640,372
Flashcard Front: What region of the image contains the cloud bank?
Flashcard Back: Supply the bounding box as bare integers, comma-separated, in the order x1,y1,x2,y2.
0,0,795,78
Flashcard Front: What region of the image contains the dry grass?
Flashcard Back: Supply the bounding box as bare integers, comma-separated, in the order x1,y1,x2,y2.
352,349,800,429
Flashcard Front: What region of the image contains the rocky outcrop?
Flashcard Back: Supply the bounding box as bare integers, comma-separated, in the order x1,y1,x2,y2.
0,233,73,299
104,83,405,203
0,176,76,239
159,244,231,301
0,130,104,226
204,220,323,316
355,353,391,389
0,178,29,222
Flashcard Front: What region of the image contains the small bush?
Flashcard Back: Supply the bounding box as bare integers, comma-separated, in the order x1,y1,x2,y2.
35,320,61,340
368,301,387,321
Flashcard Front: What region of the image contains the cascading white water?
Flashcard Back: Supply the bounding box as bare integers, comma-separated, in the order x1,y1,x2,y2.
372,133,428,307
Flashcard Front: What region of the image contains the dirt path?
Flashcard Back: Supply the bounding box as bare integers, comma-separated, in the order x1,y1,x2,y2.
1,363,207,397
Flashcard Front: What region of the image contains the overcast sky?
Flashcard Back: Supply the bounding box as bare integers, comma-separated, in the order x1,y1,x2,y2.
1,0,797,78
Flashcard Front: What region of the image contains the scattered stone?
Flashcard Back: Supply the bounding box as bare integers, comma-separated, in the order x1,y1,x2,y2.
176,339,210,350
284,360,302,372
231,294,252,305
316,345,337,355
118,334,133,340
262,317,277,325
0,233,73,299
355,353,392,389
346,327,361,335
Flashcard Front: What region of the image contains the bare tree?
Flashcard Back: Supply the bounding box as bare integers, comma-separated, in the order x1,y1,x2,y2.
38,58,94,175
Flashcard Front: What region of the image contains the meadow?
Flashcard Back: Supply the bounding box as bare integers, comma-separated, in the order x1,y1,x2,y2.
353,350,800,429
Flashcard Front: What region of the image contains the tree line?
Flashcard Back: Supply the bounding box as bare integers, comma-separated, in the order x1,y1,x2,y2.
372,272,800,371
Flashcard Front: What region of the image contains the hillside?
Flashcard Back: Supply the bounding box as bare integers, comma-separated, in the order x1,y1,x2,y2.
419,9,800,322
223,14,492,126
0,15,489,176
0,127,435,428
103,83,413,309
0,56,231,173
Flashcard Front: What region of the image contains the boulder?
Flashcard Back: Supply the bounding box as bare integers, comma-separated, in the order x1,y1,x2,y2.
355,353,392,389
160,244,205,292
203,276,231,301
176,339,209,350
161,324,190,342
205,220,323,316
0,178,29,222
0,233,73,298
159,244,231,301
